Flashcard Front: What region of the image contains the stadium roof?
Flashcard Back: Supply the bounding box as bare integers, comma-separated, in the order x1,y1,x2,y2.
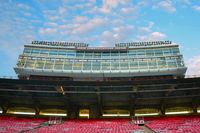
0,77,199,117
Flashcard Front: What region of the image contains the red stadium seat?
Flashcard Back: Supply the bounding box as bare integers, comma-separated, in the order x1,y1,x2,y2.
145,116,200,133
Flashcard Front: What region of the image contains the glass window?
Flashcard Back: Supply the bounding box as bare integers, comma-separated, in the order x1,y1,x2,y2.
49,50,58,56
111,52,119,58
44,60,54,69
25,59,35,68
85,52,93,58
176,57,184,67
66,51,76,57
93,52,101,58
130,59,138,69
146,49,154,57
83,61,91,70
23,48,31,55
163,48,172,55
102,52,110,59
102,61,110,70
171,48,180,55
64,60,73,70
166,57,177,68
31,49,40,55
120,52,127,57
139,60,148,69
157,57,167,68
17,57,26,67
154,49,163,56
73,61,82,70
40,49,49,55
128,50,137,58
111,61,119,70
148,58,157,69
58,50,66,56
35,59,45,69
76,52,84,58
137,50,146,57
92,61,100,70
54,60,63,70
120,60,129,70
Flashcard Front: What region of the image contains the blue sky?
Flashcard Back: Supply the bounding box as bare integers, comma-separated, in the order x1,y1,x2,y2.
0,0,200,76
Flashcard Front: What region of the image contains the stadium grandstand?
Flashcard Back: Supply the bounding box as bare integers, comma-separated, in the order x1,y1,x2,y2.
0,40,200,133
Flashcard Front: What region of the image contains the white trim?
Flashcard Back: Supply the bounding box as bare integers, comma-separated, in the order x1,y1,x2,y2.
42,113,67,116
135,113,159,116
103,114,130,117
165,111,190,115
12,112,35,115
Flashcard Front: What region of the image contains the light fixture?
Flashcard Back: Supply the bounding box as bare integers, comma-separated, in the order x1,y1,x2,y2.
165,111,190,115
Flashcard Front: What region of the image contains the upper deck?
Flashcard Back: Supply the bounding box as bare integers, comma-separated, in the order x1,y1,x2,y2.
14,41,187,80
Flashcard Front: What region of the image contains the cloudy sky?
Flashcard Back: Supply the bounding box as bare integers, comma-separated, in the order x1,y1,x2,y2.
0,0,200,76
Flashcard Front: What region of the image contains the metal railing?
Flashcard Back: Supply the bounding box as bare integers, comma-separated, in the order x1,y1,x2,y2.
0,75,200,80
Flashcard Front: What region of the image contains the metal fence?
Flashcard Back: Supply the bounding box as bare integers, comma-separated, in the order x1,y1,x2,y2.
0,75,200,80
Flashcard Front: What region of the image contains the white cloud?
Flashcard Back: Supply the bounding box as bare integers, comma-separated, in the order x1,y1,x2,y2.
100,0,129,13
137,31,167,41
156,0,176,13
17,3,31,10
45,22,58,27
121,7,137,14
193,5,200,12
43,10,60,21
186,55,200,75
73,16,88,23
100,24,134,46
138,21,154,33
72,17,107,34
150,32,166,40
180,0,191,5
58,6,67,14
39,28,57,35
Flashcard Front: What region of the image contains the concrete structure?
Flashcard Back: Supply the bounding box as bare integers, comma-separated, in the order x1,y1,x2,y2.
14,40,187,80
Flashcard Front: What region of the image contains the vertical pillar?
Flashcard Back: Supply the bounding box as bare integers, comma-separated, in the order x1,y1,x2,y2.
67,104,79,119
35,107,40,118
1,106,8,115
95,87,102,118
160,104,165,116
193,106,197,114
130,86,137,118
130,109,135,117
90,104,100,118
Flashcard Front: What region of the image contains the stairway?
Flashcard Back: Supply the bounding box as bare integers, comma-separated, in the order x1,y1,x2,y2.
140,125,156,133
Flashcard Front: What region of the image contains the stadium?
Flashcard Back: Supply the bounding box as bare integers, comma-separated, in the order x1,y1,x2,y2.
0,40,200,133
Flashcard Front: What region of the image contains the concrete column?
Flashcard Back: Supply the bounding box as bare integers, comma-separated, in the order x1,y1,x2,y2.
90,104,101,118
35,107,40,117
160,105,165,116
193,107,197,114
130,109,135,117
67,104,79,119
1,106,8,115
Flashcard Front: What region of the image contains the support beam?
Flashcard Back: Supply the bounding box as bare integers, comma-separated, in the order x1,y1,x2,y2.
1,106,8,115
160,103,165,116
96,87,102,117
90,104,100,118
129,86,137,117
192,107,197,114
67,103,79,119
165,85,176,96
35,107,40,117
192,98,198,114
